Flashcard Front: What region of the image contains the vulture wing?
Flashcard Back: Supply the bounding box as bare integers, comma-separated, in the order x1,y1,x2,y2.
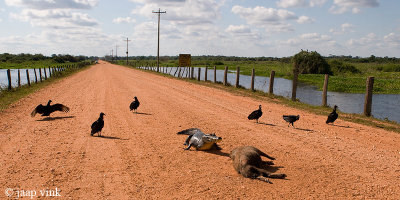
50,104,70,113
248,110,262,120
326,112,338,123
91,120,99,132
31,104,45,117
283,115,291,122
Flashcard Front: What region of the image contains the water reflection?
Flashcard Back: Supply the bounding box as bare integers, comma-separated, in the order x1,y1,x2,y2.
0,68,50,87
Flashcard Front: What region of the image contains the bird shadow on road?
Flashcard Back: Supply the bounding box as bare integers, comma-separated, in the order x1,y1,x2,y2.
258,122,276,126
36,116,75,121
294,127,314,132
95,135,129,140
330,124,351,128
133,112,152,115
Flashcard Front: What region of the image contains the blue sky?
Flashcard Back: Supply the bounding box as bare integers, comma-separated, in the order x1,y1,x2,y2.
0,0,399,58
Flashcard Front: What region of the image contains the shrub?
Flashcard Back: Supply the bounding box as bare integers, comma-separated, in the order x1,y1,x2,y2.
214,61,224,65
329,60,361,75
382,64,400,72
292,50,332,74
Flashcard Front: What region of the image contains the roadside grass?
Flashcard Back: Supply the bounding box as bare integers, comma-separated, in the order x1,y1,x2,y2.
122,64,400,133
0,64,92,110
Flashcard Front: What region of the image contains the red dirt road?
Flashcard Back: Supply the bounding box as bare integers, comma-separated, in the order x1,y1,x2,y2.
1,61,399,199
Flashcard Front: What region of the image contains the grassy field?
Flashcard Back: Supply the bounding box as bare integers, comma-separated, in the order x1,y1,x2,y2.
117,59,400,94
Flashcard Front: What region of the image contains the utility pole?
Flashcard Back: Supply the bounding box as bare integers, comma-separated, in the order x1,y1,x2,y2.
112,49,114,62
152,8,166,72
115,45,118,61
124,37,131,65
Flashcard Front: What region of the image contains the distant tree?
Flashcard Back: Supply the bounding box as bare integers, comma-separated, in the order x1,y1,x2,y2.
292,50,332,74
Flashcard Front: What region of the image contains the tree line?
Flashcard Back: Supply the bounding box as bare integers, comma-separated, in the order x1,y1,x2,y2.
0,53,99,64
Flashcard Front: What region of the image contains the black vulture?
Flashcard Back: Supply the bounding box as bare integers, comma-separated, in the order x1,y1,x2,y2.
283,115,300,127
248,105,262,123
91,112,105,136
129,96,140,113
326,105,338,124
31,100,70,117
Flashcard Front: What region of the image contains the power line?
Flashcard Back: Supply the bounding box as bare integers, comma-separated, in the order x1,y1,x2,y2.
152,8,166,72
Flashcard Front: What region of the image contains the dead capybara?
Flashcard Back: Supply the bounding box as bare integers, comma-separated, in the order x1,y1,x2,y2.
230,146,286,183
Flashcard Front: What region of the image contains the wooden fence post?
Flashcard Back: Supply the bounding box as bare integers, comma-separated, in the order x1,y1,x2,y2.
48,67,51,77
322,74,329,107
291,66,299,101
204,66,208,81
214,66,217,83
269,71,275,94
7,69,11,90
191,67,194,79
44,68,47,80
34,68,37,83
197,68,201,81
364,76,374,117
223,66,228,86
251,68,255,91
39,68,42,82
26,69,30,86
18,69,21,87
236,67,240,88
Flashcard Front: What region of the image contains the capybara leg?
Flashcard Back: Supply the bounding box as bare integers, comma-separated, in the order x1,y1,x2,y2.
256,167,286,179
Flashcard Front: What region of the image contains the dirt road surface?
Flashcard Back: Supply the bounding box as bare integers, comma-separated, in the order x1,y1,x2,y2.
1,61,399,199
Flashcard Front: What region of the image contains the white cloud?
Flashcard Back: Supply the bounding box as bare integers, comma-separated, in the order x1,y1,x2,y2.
6,0,99,30
5,0,98,10
309,0,327,7
301,33,331,41
347,33,378,46
277,0,308,8
10,9,98,28
282,33,334,47
113,17,136,24
226,25,251,34
329,23,354,34
297,15,315,24
225,25,262,40
383,33,400,47
131,0,223,26
231,5,298,32
0,28,122,56
330,0,379,14
232,6,297,23
277,0,327,8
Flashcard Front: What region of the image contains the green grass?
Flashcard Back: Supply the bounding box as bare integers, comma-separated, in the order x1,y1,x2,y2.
0,63,92,110
118,59,400,94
